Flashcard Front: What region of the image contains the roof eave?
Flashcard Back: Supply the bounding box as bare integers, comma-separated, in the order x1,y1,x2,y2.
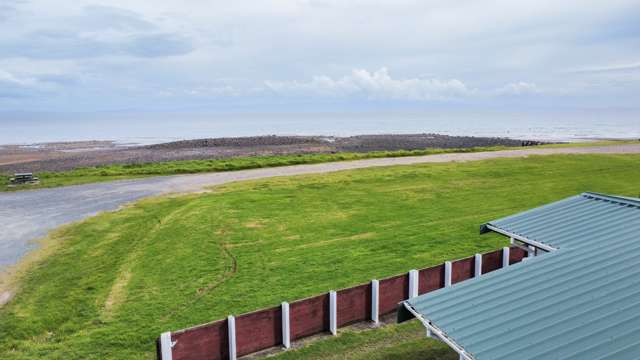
401,302,476,360
582,192,640,208
483,224,557,252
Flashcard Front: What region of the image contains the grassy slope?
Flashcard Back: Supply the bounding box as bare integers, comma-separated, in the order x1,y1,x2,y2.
1,154,639,359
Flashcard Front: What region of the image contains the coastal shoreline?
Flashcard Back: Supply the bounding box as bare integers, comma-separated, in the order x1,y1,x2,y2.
0,133,547,174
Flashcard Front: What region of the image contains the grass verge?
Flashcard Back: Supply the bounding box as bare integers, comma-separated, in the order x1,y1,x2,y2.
3,140,636,192
1,153,639,359
272,320,457,360
1,146,515,191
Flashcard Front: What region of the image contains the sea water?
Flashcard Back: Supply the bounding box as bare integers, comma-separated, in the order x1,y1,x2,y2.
0,109,638,145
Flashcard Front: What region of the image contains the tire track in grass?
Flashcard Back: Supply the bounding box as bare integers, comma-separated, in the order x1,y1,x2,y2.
100,202,194,321
161,229,238,320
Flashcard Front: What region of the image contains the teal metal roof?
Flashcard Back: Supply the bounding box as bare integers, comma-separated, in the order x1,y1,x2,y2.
401,192,640,360
481,192,640,251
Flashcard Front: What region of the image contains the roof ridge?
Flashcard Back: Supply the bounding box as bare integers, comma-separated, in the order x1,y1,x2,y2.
581,192,640,208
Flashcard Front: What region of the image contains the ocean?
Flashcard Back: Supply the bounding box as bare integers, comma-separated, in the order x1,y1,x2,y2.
1,109,638,145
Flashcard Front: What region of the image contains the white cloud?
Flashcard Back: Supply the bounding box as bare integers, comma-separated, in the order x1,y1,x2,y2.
496,82,540,96
0,70,37,87
0,69,53,99
266,70,554,100
265,68,472,101
0,5,194,60
568,62,640,74
1,0,639,110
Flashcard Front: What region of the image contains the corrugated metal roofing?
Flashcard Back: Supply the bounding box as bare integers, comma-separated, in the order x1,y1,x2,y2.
402,192,640,360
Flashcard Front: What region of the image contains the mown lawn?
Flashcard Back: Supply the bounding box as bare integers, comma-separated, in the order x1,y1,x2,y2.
1,154,639,359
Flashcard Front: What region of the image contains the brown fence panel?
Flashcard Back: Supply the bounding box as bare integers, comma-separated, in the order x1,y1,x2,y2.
290,294,329,340
379,273,408,315
452,256,475,284
510,247,527,264
235,306,282,357
337,283,371,327
171,319,228,360
418,264,444,295
482,249,503,274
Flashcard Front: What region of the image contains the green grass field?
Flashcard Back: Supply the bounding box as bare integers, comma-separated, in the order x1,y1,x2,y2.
1,153,639,359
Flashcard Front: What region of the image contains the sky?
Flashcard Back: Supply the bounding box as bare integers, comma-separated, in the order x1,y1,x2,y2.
0,0,640,113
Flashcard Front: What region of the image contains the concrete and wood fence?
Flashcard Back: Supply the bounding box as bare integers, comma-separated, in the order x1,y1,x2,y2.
157,246,527,360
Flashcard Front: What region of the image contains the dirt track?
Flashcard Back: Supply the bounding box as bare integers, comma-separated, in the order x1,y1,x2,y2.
1,143,639,272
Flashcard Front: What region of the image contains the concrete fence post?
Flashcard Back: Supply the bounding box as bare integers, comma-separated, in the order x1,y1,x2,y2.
509,237,514,244
408,269,419,298
502,247,510,268
474,254,482,278
445,261,452,287
228,315,237,360
160,332,172,360
371,280,379,324
281,302,290,349
329,290,337,335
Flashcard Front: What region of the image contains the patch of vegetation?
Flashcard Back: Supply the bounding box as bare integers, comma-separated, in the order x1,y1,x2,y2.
539,139,638,148
273,320,457,360
1,154,639,359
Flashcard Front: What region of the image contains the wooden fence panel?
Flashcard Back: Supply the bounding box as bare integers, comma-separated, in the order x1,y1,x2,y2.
290,294,329,340
418,264,444,295
510,247,527,264
378,274,408,315
236,306,282,357
452,256,475,284
482,249,503,274
171,319,228,360
337,283,371,327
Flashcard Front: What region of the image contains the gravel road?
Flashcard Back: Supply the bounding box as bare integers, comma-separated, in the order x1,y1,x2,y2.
1,144,639,270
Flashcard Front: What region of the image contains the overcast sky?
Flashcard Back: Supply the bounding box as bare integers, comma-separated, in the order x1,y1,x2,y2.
1,0,639,112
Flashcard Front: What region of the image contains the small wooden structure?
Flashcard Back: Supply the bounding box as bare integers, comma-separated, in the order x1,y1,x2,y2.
9,173,39,185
